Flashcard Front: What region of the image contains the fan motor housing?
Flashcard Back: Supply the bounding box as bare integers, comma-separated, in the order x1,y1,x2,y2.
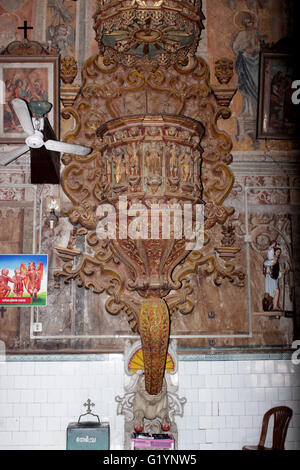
26,131,44,149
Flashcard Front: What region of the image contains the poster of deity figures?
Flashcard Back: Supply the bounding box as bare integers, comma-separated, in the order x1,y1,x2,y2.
0,254,48,306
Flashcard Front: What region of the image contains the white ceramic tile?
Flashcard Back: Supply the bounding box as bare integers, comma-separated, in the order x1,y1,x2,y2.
218,374,231,388
205,428,219,443
20,362,35,376
278,386,292,401
250,361,265,374
218,402,232,416
40,403,54,417
243,374,258,388
239,415,253,428
5,417,19,432
219,428,233,443
212,401,219,416
0,404,13,417
6,362,21,376
224,389,238,402
20,390,33,403
251,387,266,402
258,374,270,387
34,389,47,403
224,361,238,375
48,416,61,431
211,388,225,402
199,443,214,450
264,387,278,401
211,416,226,429
7,389,21,404
232,427,247,443
211,362,225,375
198,416,212,429
184,388,198,402
237,361,251,374
292,387,300,400
276,360,292,374
271,374,285,387
231,401,245,416
27,403,41,417
19,417,33,432
264,360,275,373
231,374,244,388
245,401,259,416
205,375,218,388
198,389,212,402
197,362,212,375
192,401,206,416
191,374,205,388
0,431,12,445
33,417,47,431
237,388,252,402
181,361,197,375
225,415,239,428
192,429,206,444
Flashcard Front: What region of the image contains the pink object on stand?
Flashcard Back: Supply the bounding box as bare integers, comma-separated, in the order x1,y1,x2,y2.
131,434,175,450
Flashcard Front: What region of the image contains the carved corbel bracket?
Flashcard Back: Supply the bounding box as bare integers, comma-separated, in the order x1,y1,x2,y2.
211,86,237,109
211,57,237,108
60,85,81,109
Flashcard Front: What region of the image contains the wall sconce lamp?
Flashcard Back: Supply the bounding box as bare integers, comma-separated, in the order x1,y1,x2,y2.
45,197,60,231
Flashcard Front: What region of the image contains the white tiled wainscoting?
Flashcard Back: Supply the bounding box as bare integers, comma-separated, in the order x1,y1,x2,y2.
0,354,299,450
177,357,300,450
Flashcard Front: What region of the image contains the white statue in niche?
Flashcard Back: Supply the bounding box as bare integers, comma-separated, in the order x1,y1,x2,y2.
263,241,285,311
115,340,186,449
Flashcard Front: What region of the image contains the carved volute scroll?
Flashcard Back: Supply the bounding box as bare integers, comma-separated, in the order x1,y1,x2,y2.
56,0,243,395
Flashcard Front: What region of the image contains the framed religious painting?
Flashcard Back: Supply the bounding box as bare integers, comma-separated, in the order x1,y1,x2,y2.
0,55,59,143
257,50,298,140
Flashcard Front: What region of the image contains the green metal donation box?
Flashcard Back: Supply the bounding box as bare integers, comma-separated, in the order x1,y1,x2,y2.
66,399,110,450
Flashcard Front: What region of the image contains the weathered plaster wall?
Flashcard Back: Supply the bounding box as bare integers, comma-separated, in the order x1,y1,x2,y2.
0,0,298,354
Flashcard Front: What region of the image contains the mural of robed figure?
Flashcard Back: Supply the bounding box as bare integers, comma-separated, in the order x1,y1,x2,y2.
232,10,266,142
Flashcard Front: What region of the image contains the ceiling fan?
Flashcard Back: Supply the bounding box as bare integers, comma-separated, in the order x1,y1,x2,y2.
0,99,92,182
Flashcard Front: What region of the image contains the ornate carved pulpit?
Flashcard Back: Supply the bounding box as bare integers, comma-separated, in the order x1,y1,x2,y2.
55,0,243,399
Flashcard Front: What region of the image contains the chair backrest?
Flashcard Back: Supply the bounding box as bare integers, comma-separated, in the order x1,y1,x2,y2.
258,406,293,450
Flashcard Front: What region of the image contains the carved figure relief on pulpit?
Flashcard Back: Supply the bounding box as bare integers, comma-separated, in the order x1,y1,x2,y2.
180,148,192,183
145,142,161,176
113,150,128,185
168,143,179,179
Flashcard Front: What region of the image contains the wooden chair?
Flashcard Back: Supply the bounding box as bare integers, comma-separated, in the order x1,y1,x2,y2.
242,406,293,450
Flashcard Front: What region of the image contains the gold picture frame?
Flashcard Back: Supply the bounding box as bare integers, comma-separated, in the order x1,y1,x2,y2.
257,50,297,140
0,55,59,143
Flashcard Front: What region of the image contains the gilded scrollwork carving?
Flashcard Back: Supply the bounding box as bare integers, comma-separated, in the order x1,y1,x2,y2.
56,16,243,393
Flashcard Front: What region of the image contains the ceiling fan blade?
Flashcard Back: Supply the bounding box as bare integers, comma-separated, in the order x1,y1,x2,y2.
45,140,92,156
0,145,30,166
11,99,34,136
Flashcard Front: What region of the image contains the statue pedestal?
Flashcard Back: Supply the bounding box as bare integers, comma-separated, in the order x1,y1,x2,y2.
115,340,186,450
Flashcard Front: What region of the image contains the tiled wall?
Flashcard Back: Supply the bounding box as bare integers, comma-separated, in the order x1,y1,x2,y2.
0,355,299,450
0,355,125,450
177,357,300,450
